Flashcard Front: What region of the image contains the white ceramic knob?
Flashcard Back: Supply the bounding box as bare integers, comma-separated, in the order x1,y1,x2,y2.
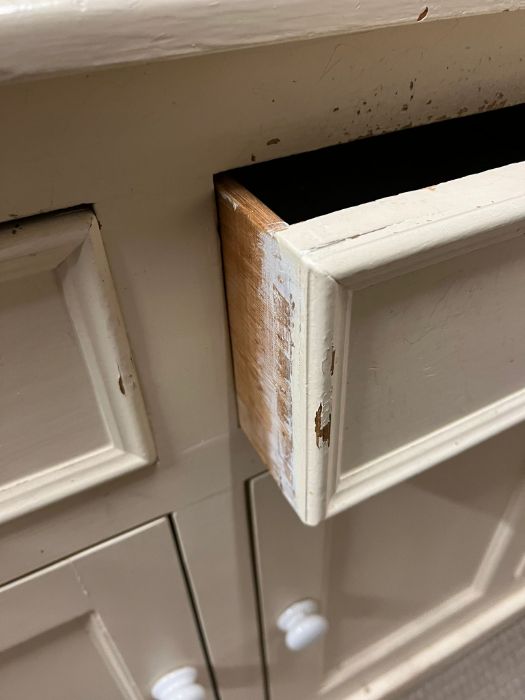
277,599,328,651
151,667,206,700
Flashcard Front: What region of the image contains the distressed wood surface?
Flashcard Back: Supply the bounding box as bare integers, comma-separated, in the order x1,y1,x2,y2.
216,177,296,500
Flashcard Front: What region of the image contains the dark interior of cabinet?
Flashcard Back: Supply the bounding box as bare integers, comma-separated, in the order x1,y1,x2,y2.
225,103,525,224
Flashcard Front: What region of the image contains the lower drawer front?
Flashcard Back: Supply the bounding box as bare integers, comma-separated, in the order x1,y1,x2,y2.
0,519,212,699
251,423,525,700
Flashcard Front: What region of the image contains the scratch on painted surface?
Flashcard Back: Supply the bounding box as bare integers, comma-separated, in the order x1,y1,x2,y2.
320,43,344,81
72,563,90,598
305,224,390,252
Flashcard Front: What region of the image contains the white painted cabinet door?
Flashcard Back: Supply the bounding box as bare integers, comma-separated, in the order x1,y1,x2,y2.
0,209,155,524
0,519,213,699
219,161,525,524
251,422,525,699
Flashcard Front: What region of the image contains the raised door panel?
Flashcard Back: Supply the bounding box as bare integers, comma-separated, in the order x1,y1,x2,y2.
218,105,525,524
0,519,212,699
0,210,155,523
252,422,525,699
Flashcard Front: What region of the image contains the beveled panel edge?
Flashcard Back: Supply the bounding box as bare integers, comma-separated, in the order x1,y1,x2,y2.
0,209,156,524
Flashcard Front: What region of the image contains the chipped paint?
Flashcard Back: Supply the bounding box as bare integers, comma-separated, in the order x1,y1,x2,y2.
260,226,297,502
219,190,239,211
314,403,331,447
216,177,299,506
315,345,336,449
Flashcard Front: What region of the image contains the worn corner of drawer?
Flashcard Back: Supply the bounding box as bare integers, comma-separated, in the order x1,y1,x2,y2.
216,176,302,508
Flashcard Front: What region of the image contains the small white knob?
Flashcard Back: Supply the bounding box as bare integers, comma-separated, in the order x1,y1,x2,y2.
151,667,206,700
277,599,328,651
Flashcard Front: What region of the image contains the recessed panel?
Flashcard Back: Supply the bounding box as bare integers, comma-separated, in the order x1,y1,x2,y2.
341,234,525,476
1,270,109,484
0,618,130,700
0,520,212,699
326,426,525,673
0,210,155,522
252,423,525,700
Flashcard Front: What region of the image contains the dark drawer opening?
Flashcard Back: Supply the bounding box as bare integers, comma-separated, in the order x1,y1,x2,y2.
225,103,525,224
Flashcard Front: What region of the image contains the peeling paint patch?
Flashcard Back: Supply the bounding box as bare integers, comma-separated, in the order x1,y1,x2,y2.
219,190,239,211
315,403,331,447
261,230,296,501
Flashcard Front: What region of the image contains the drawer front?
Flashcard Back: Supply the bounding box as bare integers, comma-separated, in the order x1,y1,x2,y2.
0,210,155,524
251,431,525,699
0,519,212,698
219,151,525,524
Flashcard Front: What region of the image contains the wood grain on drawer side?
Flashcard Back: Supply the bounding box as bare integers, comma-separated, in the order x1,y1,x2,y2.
216,178,297,500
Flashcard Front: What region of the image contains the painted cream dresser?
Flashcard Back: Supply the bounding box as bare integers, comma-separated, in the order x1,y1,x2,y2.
1,2,525,699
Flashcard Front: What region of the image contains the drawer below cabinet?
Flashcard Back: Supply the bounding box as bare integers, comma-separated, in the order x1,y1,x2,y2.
0,519,213,699
251,424,525,699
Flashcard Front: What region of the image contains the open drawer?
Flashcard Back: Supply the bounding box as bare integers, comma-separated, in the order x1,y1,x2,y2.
217,104,525,525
